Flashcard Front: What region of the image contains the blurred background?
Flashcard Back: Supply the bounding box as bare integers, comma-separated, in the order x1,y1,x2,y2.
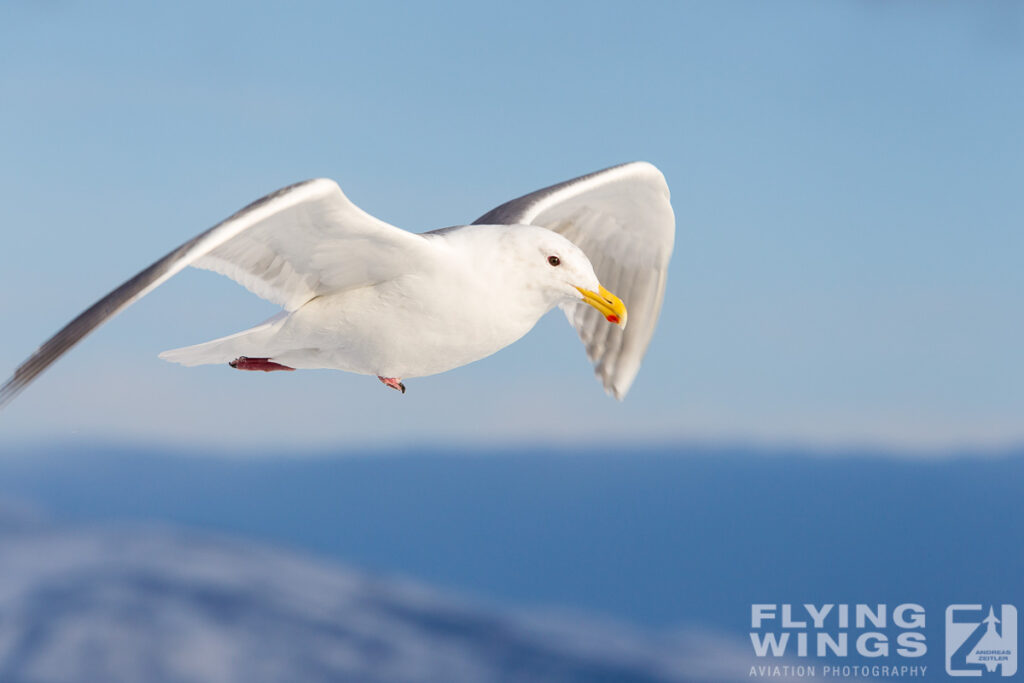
0,2,1022,681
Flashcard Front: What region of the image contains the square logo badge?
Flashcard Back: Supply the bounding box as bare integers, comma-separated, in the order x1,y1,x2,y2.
946,604,1017,677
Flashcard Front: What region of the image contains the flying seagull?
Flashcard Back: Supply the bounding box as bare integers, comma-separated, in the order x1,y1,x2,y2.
0,161,674,408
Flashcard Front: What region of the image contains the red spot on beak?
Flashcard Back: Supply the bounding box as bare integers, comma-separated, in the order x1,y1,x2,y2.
606,314,620,324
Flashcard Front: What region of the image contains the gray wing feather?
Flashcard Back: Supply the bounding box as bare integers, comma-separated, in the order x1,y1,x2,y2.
0,178,404,410
0,233,209,410
474,161,674,399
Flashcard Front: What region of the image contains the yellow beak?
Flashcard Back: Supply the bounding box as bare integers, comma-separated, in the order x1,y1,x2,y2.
575,284,627,328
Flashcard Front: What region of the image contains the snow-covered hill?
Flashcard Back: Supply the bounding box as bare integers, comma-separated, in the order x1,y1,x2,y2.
0,506,765,683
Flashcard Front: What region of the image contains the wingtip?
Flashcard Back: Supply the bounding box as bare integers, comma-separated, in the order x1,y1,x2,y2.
603,379,628,401
0,378,23,412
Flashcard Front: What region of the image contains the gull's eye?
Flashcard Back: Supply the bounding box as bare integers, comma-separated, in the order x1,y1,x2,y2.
547,255,561,266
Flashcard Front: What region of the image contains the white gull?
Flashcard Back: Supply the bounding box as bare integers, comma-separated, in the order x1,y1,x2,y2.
0,161,674,405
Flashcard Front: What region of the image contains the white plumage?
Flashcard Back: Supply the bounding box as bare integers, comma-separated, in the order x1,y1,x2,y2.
0,162,674,408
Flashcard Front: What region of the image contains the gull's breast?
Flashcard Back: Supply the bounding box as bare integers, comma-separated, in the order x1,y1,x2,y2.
273,268,546,378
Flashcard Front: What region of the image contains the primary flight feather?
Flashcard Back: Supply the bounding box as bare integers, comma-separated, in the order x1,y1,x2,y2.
0,162,674,408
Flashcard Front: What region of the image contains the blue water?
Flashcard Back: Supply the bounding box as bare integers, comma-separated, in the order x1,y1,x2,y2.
1,442,1021,674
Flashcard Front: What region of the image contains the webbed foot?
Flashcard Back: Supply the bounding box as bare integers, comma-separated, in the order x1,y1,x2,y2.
229,357,295,372
378,376,406,394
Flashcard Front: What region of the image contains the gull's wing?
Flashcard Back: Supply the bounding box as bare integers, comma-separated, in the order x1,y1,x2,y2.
0,178,429,409
474,161,675,399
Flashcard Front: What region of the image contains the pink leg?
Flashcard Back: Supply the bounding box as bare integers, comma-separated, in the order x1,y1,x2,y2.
229,357,295,372
378,376,406,394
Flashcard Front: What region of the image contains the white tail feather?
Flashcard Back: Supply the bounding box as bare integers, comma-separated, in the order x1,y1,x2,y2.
158,313,287,367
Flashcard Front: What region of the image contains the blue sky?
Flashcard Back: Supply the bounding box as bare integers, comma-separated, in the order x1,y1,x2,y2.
1,1,1022,451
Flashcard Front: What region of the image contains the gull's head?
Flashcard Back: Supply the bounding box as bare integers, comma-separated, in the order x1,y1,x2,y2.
496,225,627,328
